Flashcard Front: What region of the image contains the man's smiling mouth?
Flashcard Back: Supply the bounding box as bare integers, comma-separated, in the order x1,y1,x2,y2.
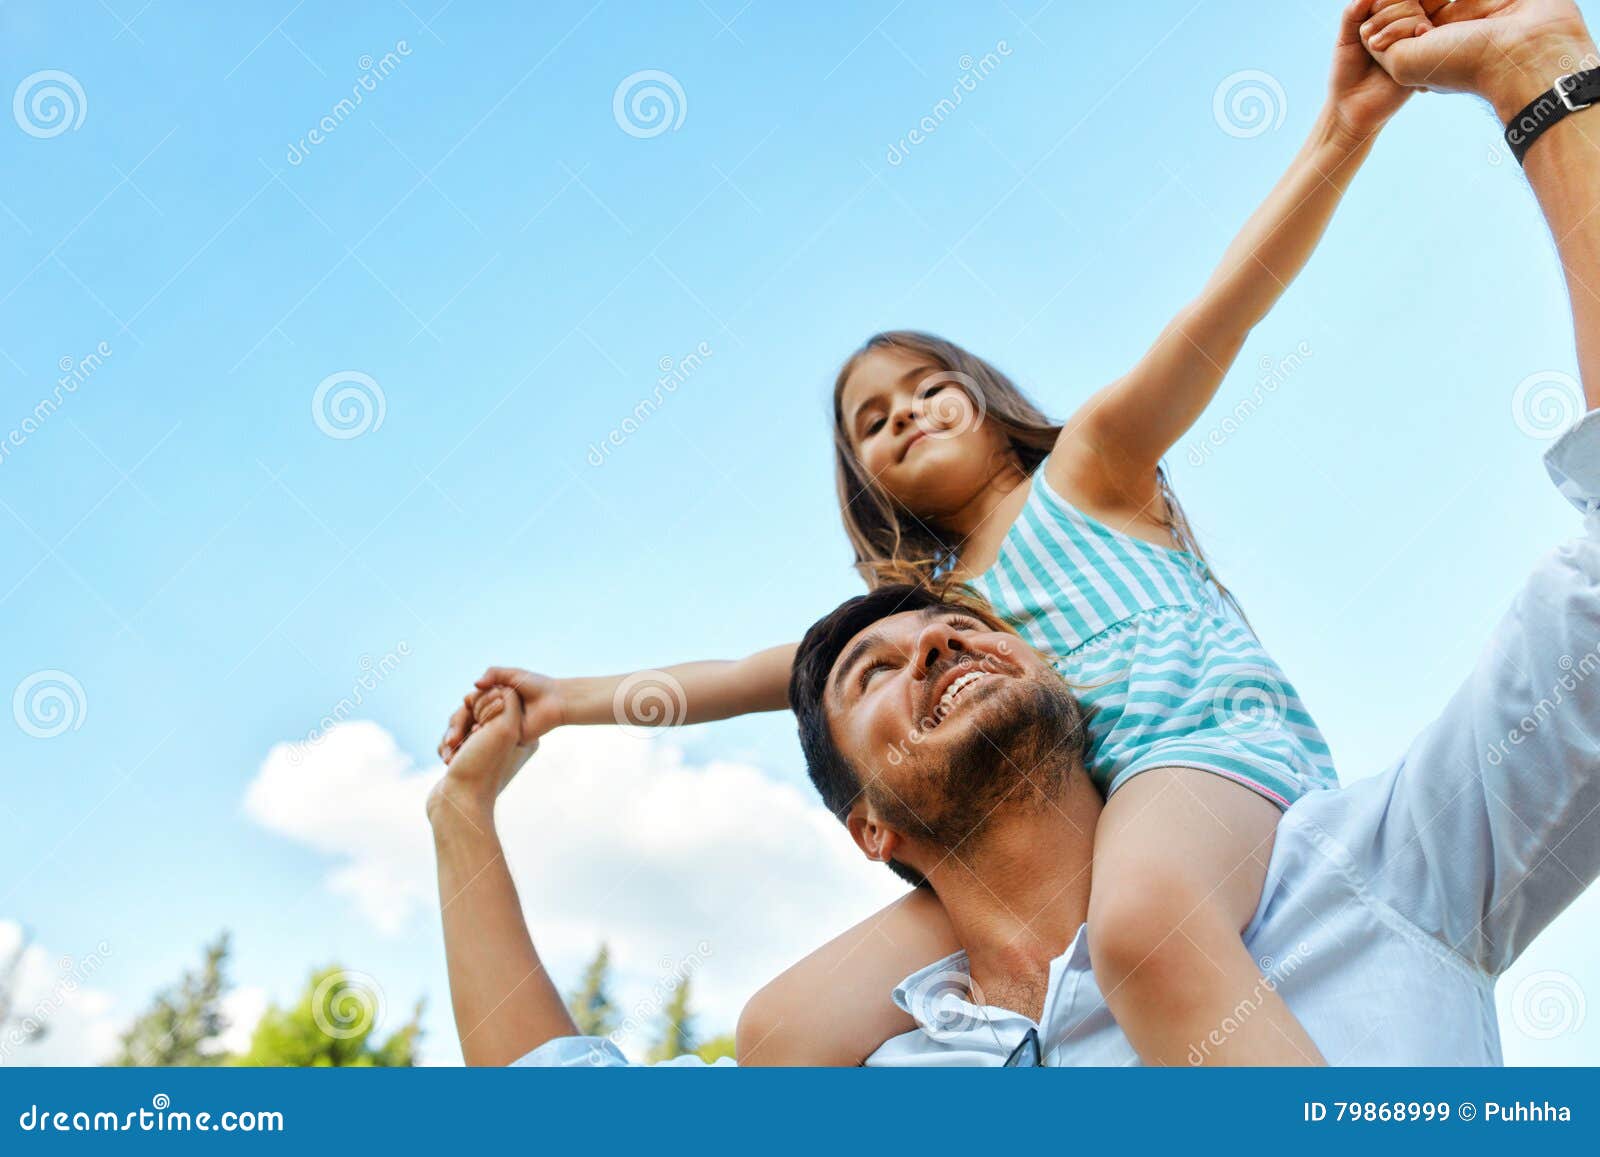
928,669,994,727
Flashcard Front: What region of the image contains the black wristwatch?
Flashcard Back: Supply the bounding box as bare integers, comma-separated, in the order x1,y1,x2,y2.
1505,68,1600,164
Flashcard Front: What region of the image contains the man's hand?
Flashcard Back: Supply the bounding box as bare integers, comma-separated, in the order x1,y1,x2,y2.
438,667,567,764
1330,0,1433,141
1370,0,1596,118
427,686,536,826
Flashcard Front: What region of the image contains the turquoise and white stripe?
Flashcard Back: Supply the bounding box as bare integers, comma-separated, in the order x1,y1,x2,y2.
968,467,1336,806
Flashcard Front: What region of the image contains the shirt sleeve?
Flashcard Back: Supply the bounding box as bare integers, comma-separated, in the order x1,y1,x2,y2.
1326,411,1600,975
509,1036,735,1067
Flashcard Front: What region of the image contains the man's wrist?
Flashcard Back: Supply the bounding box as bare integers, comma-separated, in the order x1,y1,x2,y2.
1483,33,1599,124
1316,104,1381,157
427,780,499,836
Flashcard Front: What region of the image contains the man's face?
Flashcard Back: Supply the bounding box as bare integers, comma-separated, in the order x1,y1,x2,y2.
823,606,1082,857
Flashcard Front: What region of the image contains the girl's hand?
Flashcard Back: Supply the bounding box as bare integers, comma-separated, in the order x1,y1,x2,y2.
1328,0,1435,142
438,667,568,764
426,687,536,821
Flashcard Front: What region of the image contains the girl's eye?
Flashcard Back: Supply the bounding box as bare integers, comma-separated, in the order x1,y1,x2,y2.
865,416,885,436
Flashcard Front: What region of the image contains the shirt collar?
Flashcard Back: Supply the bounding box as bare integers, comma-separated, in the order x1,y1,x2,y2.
891,923,1096,1039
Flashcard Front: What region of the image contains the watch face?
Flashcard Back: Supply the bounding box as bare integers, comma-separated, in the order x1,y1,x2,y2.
1003,1027,1042,1067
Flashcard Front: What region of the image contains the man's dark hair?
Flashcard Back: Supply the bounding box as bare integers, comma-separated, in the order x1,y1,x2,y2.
789,582,1014,887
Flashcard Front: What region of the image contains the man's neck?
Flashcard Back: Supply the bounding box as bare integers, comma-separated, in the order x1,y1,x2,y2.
923,774,1100,1021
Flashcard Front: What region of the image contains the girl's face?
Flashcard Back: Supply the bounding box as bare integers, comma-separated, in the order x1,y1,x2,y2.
839,346,1009,518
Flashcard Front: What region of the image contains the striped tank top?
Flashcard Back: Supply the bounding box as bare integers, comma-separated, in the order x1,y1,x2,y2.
966,465,1336,807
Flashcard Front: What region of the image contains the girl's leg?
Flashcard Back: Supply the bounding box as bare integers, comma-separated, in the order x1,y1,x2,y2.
1087,766,1325,1066
737,884,958,1066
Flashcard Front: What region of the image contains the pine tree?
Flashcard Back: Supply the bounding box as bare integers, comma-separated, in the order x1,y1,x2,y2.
647,977,697,1063
566,944,619,1038
111,933,231,1066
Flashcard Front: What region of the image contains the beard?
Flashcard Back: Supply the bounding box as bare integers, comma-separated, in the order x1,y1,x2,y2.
868,673,1088,853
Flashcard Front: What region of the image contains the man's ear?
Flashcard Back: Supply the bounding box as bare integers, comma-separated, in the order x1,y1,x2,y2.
845,801,903,867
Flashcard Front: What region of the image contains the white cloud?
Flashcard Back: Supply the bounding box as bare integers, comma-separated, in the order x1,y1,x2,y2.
0,921,121,1066
242,722,908,1045
208,985,268,1057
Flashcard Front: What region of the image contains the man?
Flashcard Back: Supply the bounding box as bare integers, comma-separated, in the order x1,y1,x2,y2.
428,0,1600,1066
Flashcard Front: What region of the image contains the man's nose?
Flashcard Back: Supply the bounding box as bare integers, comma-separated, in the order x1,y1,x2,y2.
910,621,967,681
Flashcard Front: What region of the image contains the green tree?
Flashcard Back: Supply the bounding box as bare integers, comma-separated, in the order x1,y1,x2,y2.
111,933,231,1066
647,977,697,1063
694,1033,736,1064
566,944,619,1038
233,967,421,1067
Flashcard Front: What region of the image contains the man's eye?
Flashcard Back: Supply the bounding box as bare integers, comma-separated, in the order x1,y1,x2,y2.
858,660,891,690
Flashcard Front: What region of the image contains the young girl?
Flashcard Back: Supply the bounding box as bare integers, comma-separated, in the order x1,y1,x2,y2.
441,1,1434,1066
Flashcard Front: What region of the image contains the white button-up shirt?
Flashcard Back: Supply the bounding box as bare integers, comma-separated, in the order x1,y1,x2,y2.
516,413,1600,1068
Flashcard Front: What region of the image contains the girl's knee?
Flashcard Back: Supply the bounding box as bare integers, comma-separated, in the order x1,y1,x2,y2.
1087,869,1224,984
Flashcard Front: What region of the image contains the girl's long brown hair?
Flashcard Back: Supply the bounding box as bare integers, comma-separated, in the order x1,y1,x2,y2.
830,330,1242,619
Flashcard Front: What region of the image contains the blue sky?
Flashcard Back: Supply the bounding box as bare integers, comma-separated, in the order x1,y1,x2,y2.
2,0,1597,1065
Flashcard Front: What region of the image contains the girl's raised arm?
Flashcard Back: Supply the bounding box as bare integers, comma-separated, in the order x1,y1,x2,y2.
440,642,797,762
1054,1,1429,503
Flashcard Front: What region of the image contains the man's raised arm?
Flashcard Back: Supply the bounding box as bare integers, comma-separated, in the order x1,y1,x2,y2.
1325,2,1600,975
427,689,580,1066
1387,0,1600,404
